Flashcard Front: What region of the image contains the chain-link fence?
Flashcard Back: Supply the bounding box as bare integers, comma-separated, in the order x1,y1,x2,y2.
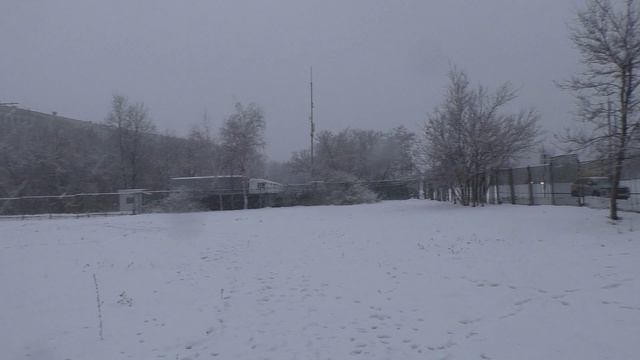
486,154,640,212
0,193,123,218
0,178,423,218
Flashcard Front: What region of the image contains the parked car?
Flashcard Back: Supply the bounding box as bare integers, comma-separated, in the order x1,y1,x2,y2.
570,177,630,199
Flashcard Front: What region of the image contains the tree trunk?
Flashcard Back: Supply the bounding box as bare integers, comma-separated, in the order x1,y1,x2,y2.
610,67,631,220
243,176,249,210
609,159,622,220
610,134,626,220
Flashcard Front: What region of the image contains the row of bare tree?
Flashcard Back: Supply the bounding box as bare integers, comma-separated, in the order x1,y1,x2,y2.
0,99,266,197
421,68,540,206
421,0,640,219
281,126,417,184
105,97,266,190
3,1,640,220
561,0,640,219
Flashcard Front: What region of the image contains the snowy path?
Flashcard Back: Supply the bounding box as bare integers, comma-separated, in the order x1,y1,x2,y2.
1,200,639,359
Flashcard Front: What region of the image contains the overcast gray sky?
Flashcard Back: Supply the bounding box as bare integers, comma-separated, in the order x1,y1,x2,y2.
1,0,582,160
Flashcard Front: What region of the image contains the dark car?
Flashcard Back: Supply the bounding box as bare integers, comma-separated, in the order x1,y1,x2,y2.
570,177,630,199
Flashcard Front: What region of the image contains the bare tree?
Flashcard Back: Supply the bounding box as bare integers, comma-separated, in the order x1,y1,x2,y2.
376,126,417,180
265,160,299,184
288,149,313,181
422,68,539,206
185,112,220,176
561,0,640,219
219,102,266,208
105,94,156,189
288,127,417,183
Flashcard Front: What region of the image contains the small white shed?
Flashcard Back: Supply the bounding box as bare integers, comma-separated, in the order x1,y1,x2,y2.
118,189,145,214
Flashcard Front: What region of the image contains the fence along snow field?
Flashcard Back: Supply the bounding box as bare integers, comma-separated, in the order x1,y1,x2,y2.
0,192,123,218
0,177,422,217
474,154,640,212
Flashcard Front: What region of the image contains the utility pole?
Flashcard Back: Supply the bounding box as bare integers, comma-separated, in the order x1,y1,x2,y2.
309,66,315,180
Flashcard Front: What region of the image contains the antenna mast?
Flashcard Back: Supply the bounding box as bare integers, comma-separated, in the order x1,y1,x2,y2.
310,67,315,180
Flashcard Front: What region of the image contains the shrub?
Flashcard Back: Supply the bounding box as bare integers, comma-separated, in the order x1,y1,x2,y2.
157,190,207,212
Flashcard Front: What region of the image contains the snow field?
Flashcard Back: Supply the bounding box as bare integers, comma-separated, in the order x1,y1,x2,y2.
1,200,639,359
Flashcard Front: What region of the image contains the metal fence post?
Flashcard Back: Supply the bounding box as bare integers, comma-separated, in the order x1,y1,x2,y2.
548,161,556,206
471,176,476,207
509,168,516,204
481,172,487,206
495,169,502,204
527,166,534,206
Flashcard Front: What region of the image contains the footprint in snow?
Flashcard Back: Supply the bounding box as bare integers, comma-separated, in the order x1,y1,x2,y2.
466,331,479,339
430,340,457,351
514,298,532,306
602,283,621,289
458,317,482,325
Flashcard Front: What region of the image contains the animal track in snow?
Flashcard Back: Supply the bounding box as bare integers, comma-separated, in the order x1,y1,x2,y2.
458,317,482,325
514,298,532,306
427,339,457,351
602,283,621,289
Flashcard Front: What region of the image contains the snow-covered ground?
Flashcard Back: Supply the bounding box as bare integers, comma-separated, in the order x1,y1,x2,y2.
1,200,639,360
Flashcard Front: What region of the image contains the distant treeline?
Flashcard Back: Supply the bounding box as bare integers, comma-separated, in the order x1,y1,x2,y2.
278,127,417,184
0,105,175,196
0,98,422,198
0,100,267,197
